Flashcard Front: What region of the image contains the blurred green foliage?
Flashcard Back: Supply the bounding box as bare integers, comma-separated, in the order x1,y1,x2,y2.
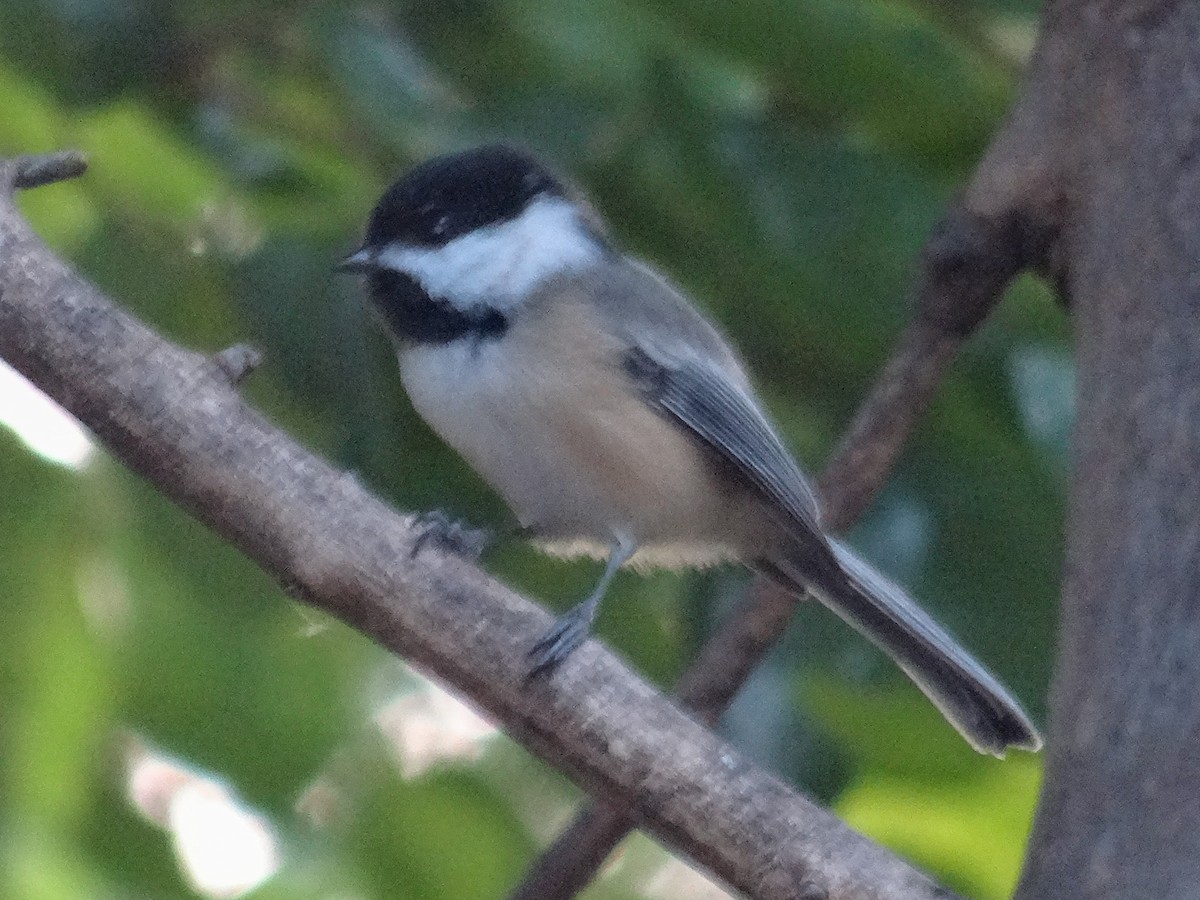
0,0,1064,897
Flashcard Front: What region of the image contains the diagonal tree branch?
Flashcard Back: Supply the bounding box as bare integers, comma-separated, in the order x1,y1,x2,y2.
0,153,960,900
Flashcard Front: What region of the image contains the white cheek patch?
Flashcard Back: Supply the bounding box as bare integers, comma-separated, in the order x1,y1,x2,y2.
376,196,601,312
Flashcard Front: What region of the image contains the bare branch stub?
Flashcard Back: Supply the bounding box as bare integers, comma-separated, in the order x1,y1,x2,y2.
5,151,88,193
211,343,264,386
508,196,1048,899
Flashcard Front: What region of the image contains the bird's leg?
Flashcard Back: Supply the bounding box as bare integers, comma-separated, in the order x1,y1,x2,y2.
528,533,637,677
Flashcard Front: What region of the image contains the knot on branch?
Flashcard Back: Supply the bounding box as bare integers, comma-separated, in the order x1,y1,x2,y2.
211,344,263,386
916,207,1053,336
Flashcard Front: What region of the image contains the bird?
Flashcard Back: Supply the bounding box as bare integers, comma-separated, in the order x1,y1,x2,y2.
337,144,1041,756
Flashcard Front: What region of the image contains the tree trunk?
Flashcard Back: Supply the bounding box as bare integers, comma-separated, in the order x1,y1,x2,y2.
1009,1,1200,896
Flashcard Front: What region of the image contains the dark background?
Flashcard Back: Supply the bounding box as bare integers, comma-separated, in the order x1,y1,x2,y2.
0,1,1062,897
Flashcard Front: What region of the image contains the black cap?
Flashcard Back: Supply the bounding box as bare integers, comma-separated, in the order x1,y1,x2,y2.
364,145,565,249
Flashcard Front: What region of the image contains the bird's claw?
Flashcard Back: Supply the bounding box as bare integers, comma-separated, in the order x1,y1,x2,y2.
527,607,593,678
410,510,491,560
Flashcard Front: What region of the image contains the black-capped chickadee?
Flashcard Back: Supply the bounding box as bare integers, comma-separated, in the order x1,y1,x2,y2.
338,145,1041,756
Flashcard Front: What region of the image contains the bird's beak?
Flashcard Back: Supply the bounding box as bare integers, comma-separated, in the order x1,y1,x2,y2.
334,248,374,273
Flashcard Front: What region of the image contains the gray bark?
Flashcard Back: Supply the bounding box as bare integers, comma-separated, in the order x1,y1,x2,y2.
1009,2,1200,896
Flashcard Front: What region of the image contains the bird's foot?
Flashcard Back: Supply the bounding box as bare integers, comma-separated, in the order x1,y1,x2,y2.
527,605,595,678
410,509,492,560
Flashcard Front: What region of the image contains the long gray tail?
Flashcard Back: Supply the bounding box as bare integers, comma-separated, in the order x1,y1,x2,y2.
770,540,1042,756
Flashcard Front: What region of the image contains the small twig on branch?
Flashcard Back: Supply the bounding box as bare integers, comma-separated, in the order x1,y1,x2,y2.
211,343,264,386
0,151,960,900
509,199,1046,899
6,151,88,191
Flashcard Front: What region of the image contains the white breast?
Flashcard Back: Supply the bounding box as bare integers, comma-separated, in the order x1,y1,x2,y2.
398,336,618,542
397,292,763,569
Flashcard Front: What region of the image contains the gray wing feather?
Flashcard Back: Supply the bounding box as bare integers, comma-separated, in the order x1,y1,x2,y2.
591,258,825,537
624,346,824,541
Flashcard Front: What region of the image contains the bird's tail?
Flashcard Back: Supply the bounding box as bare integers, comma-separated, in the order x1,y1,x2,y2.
768,540,1042,756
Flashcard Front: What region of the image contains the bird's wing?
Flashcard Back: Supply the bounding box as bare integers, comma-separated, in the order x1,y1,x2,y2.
587,255,825,544
623,345,825,543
